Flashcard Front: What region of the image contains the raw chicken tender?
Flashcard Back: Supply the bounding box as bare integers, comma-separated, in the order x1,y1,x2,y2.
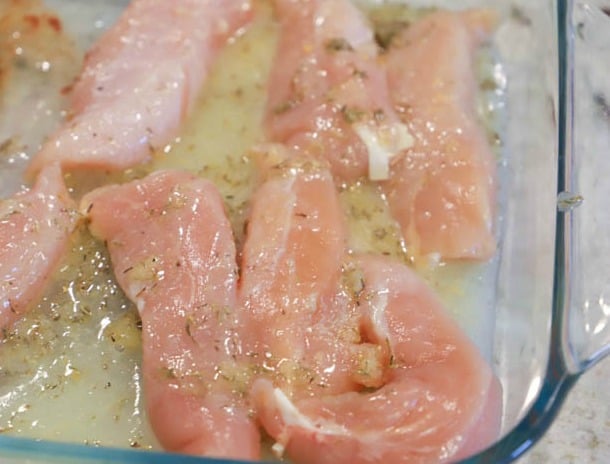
1,164,76,331
253,254,502,464
28,0,253,175
383,10,498,260
239,155,384,398
82,170,260,459
265,0,411,182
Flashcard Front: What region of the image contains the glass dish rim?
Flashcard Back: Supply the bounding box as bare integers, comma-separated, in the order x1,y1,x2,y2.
0,0,602,462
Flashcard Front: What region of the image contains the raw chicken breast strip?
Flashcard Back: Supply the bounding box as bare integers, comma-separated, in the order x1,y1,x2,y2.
1,164,76,331
82,170,260,459
252,255,502,464
28,0,253,175
239,156,385,398
383,10,498,260
265,0,412,182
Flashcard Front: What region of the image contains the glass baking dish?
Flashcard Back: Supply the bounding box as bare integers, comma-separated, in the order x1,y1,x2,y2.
0,0,608,463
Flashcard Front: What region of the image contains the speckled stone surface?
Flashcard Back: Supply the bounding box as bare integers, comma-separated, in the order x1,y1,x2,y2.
520,360,610,463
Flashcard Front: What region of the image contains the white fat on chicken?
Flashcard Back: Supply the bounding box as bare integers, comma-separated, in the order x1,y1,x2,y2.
269,385,351,457
354,122,414,181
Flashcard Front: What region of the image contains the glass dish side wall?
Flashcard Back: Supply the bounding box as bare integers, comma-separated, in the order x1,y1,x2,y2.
488,0,558,435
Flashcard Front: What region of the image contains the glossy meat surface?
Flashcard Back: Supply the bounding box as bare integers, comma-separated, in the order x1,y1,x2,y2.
383,10,498,260
28,0,253,174
82,170,260,459
265,0,410,182
239,157,381,398
253,255,501,464
1,164,76,331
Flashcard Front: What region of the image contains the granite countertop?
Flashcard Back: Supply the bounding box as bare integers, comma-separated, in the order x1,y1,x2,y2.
521,360,610,463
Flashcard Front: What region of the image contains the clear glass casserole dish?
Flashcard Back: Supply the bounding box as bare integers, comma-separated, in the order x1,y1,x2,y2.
0,0,608,462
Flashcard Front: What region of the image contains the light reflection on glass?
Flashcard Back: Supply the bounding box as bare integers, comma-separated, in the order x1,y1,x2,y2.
523,374,542,410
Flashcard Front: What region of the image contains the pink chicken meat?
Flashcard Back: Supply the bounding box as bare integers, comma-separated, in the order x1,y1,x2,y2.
252,254,501,464
82,170,259,459
239,154,387,399
265,0,411,182
28,0,253,175
1,164,76,332
383,10,498,260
